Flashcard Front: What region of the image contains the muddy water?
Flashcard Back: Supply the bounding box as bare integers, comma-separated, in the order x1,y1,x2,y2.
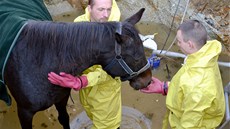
0,12,229,129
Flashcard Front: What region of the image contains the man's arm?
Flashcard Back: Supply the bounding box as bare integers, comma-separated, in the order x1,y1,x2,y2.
48,66,110,90
178,91,212,128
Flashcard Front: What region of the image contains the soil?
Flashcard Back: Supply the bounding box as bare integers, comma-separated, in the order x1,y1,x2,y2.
190,0,230,51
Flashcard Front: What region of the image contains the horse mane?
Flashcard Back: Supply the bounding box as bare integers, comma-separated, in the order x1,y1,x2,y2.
18,20,121,74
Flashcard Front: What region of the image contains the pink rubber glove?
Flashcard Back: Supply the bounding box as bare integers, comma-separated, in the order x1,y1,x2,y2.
140,77,168,95
48,72,88,91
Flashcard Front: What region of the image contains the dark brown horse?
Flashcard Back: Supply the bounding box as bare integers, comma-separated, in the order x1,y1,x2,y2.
3,8,152,129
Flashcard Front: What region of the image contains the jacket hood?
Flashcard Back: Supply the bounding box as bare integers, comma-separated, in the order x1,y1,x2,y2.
185,40,222,68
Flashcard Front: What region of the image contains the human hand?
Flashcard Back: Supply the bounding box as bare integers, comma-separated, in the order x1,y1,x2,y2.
140,77,168,95
48,72,88,90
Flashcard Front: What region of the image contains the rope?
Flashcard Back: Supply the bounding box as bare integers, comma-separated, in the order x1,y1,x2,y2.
160,0,181,54
69,76,83,104
165,0,190,53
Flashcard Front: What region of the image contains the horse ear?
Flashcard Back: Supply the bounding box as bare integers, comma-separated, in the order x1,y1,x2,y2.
124,8,145,25
115,32,130,44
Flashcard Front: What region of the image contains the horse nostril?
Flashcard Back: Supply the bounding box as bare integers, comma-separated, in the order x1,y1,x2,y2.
147,81,151,86
134,87,139,90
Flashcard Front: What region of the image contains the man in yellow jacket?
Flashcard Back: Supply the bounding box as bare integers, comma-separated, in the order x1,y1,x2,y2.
48,0,122,128
141,20,225,128
74,0,120,22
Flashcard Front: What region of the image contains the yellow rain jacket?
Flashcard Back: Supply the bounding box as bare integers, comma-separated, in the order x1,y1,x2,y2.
74,1,121,129
164,40,225,129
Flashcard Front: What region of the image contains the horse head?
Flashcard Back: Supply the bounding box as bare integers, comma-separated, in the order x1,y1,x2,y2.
102,8,152,90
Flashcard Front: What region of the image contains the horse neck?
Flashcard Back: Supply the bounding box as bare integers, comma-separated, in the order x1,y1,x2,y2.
26,22,115,74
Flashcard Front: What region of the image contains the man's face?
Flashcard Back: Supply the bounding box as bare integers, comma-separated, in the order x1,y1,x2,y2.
176,30,191,55
88,0,112,22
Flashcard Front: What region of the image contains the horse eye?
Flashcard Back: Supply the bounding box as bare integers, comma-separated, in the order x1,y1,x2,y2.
129,38,134,43
125,37,134,46
135,59,142,64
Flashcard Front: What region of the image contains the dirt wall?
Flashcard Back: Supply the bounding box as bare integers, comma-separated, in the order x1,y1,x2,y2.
45,0,230,56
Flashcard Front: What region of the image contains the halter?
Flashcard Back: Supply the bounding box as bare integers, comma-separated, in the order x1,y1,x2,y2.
104,22,150,81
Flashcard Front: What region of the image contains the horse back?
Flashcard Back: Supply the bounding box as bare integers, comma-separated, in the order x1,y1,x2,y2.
4,29,71,110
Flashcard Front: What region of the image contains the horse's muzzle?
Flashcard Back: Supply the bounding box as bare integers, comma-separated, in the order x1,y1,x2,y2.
128,68,152,90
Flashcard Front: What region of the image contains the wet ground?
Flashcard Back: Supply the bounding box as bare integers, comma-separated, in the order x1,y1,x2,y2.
0,12,229,129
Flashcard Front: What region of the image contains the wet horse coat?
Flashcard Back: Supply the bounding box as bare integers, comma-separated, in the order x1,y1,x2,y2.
0,0,52,105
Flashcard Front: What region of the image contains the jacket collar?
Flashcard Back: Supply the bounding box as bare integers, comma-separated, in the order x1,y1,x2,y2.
185,40,222,68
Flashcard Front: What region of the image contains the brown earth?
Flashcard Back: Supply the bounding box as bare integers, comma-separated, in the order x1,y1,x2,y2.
190,0,230,55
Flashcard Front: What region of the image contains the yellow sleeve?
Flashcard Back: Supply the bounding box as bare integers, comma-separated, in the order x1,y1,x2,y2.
179,91,212,128
83,66,111,87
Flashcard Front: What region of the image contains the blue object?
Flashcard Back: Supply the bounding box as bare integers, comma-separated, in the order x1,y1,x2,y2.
148,54,161,69
153,58,160,68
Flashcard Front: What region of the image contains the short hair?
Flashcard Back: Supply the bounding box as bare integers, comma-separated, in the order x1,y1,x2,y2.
88,0,94,6
88,0,113,7
178,20,207,47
